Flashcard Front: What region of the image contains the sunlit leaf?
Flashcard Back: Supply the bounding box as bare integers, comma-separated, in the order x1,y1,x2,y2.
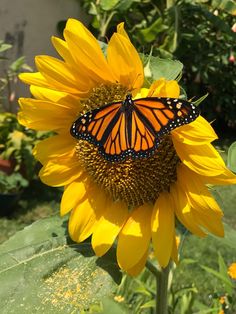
143,55,183,83
0,216,121,313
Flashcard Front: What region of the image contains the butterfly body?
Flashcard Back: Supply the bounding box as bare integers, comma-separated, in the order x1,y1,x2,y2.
71,94,199,162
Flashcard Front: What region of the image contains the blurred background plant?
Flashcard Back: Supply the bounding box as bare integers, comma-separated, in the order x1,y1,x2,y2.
0,40,31,113
0,41,48,211
76,0,236,134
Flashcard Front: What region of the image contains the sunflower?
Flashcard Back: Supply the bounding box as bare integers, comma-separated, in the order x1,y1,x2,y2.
18,19,236,276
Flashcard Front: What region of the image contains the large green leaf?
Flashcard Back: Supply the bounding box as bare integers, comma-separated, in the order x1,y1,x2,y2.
0,216,121,313
143,55,183,84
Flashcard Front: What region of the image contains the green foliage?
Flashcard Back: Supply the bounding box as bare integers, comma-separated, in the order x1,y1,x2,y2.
81,0,236,131
0,112,48,180
227,141,236,172
0,41,12,57
143,55,183,85
0,40,32,113
0,216,121,313
0,171,28,194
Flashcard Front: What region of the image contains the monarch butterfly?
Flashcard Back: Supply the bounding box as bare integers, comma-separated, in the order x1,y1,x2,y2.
71,94,199,162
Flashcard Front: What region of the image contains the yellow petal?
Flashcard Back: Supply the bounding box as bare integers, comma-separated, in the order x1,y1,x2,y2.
60,179,88,216
18,98,75,132
173,139,228,177
107,33,144,91
197,167,236,185
92,200,128,257
151,192,174,268
30,85,82,111
39,155,83,187
171,183,207,237
172,116,218,145
117,204,152,271
51,36,73,62
19,72,53,89
192,208,224,237
178,164,223,216
135,88,149,98
33,134,75,164
64,19,115,84
69,201,93,242
35,55,83,94
69,189,106,242
148,79,180,98
117,22,130,40
178,164,224,237
51,36,93,93
126,250,149,276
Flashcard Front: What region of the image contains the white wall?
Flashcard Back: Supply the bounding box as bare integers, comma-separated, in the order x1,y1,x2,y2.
0,0,88,109
0,0,88,65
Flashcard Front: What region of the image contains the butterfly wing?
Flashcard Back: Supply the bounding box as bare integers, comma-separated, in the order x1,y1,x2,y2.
71,101,131,161
126,97,199,158
71,97,200,161
133,97,199,137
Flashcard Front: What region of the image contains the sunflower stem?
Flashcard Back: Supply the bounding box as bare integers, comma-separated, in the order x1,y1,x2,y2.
155,263,170,314
146,260,170,314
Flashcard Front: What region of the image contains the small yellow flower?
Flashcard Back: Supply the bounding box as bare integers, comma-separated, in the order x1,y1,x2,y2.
219,296,226,304
18,19,236,275
114,295,125,303
228,262,236,279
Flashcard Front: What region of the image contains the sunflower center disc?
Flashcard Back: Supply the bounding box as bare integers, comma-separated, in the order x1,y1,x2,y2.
76,136,179,207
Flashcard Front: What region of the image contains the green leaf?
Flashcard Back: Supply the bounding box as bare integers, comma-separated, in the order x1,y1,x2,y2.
200,265,233,289
192,93,208,106
143,55,183,84
218,253,233,295
139,18,168,43
227,141,236,172
116,0,138,12
100,0,120,11
140,299,155,309
101,297,129,313
9,56,26,73
0,43,12,53
0,216,121,313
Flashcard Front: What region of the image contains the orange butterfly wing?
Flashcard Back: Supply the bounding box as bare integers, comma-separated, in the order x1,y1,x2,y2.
71,96,199,161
